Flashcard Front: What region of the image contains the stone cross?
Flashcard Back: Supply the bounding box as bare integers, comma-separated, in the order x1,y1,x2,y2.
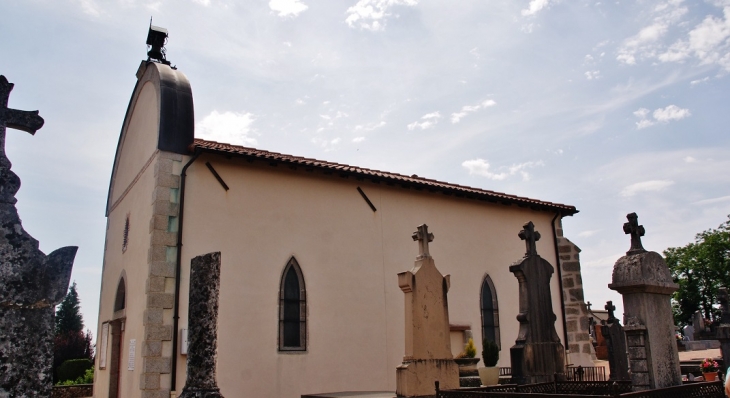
586,301,592,312
0,76,44,205
623,213,646,256
605,301,616,321
601,301,630,381
411,224,434,258
0,76,76,397
518,221,541,257
509,221,565,384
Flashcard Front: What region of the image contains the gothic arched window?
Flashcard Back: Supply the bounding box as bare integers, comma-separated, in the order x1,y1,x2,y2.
480,274,500,349
279,257,306,351
114,275,126,313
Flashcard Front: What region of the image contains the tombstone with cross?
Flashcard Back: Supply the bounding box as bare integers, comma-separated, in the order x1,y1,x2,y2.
600,301,630,381
608,212,680,390
0,76,77,397
508,221,565,384
396,224,459,397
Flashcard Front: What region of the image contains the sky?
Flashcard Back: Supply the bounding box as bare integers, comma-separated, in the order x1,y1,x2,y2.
1,0,730,339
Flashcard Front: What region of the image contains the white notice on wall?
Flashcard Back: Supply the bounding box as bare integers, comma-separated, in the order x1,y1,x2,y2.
128,339,136,371
99,323,109,369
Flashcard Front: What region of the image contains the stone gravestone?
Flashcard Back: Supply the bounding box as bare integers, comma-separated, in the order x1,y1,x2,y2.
682,324,694,341
608,213,681,390
600,301,630,381
0,76,77,397
508,221,566,384
396,224,459,397
716,287,730,373
692,311,705,341
179,252,224,398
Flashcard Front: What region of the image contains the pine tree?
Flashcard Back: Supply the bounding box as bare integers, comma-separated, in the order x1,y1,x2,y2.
55,281,83,335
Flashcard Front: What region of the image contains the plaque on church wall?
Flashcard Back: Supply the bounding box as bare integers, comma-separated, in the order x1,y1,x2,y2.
128,339,136,371
99,323,109,369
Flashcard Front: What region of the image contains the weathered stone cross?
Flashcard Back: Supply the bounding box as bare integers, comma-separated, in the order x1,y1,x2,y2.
605,301,616,321
623,212,646,256
412,223,434,258
0,76,44,204
518,221,541,256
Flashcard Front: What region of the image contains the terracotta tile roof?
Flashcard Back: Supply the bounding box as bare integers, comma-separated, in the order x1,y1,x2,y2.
193,139,578,216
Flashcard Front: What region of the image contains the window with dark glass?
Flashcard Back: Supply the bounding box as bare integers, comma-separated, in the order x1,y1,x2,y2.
279,257,306,351
481,274,500,348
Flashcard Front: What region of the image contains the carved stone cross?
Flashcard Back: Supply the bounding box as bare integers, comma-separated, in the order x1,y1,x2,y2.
623,212,646,256
518,221,541,256
412,224,434,258
605,301,616,321
0,76,44,204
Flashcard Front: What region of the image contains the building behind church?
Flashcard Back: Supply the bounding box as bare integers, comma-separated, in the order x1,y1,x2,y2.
93,59,593,398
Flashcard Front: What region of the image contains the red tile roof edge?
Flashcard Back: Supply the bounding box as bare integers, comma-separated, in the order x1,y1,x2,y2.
192,139,579,216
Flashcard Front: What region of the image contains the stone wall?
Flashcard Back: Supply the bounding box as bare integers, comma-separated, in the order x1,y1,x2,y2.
140,151,183,397
51,385,93,398
556,225,596,365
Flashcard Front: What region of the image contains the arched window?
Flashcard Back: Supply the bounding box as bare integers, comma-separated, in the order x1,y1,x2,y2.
480,274,500,349
279,257,306,351
114,275,126,312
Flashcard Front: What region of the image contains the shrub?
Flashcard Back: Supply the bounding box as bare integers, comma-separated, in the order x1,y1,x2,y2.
464,338,477,358
56,358,92,384
482,338,499,367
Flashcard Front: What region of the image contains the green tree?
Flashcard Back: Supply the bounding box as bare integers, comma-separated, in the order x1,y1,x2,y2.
54,282,94,382
664,215,730,326
55,281,83,335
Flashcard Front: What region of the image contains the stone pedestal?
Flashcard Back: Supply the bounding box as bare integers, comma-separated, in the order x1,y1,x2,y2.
608,213,681,390
509,222,565,385
396,225,459,397
179,252,224,398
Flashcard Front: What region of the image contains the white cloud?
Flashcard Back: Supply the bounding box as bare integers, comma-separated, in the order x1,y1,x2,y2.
653,104,691,122
578,229,601,238
345,0,418,31
354,121,386,131
693,195,730,206
620,180,675,197
690,77,710,85
269,0,308,17
522,0,552,16
633,105,690,129
616,1,688,65
196,110,257,146
450,99,496,123
407,111,441,130
684,156,696,163
193,0,211,6
585,70,601,80
353,136,366,143
462,159,543,181
312,136,342,151
75,0,102,16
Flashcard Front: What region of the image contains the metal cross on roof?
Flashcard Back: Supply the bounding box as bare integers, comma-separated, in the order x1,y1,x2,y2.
412,224,434,258
518,221,541,256
605,301,616,321
623,212,646,256
0,76,44,204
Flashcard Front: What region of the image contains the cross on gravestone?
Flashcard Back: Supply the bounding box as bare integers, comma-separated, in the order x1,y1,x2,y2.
623,212,646,256
0,75,76,397
0,76,44,205
412,224,434,258
518,221,541,257
586,301,592,312
605,301,616,321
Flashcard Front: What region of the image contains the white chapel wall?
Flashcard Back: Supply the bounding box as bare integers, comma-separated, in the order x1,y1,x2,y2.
175,153,565,398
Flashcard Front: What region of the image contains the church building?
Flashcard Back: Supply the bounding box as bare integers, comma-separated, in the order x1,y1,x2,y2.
93,55,593,398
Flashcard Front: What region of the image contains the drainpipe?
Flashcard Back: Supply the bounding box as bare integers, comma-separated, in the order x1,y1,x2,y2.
552,212,570,357
170,148,202,395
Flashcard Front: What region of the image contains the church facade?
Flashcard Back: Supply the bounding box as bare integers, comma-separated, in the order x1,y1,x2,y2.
93,60,592,398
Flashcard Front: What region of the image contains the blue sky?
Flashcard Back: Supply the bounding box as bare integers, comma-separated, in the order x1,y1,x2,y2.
2,0,729,337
